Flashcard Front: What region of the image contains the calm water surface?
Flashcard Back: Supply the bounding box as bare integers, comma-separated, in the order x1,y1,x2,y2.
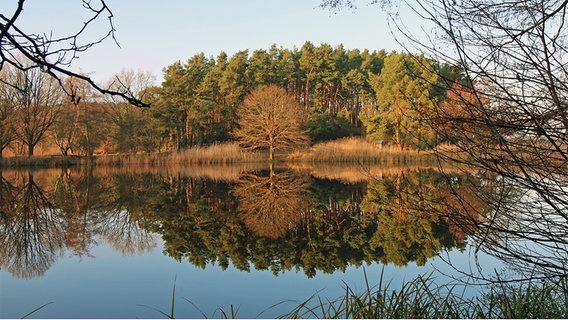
0,164,499,318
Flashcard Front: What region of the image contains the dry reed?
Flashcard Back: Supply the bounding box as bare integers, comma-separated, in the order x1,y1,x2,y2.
0,156,90,168
287,137,437,164
94,142,262,167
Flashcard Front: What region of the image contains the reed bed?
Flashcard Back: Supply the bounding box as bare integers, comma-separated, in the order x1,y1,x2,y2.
287,137,437,164
165,142,262,165
0,155,90,168
94,142,263,167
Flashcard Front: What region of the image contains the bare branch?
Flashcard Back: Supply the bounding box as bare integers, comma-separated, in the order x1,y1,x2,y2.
0,0,149,107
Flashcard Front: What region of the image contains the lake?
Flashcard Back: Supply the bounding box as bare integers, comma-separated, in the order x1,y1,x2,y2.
0,163,502,318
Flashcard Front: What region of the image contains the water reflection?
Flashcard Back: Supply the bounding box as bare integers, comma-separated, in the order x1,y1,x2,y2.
0,171,64,279
0,165,474,279
234,165,310,239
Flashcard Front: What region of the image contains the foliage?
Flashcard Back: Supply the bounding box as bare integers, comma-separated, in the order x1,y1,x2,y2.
151,43,388,151
304,113,360,143
0,43,463,158
360,52,438,150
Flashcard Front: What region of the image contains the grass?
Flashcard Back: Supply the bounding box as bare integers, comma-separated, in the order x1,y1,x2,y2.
165,142,262,164
279,270,568,319
130,270,567,319
21,271,568,319
1,139,444,168
94,142,262,166
286,137,437,164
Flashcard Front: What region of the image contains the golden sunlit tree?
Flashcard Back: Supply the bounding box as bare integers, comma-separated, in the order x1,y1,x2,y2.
233,84,310,160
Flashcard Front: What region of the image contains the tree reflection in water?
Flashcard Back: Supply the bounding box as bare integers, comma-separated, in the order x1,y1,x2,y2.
0,170,64,279
233,165,310,239
362,170,466,267
0,168,157,279
0,166,474,279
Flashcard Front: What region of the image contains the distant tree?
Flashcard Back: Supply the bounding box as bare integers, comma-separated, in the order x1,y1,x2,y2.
4,65,63,156
106,70,158,153
0,0,148,107
361,52,437,149
233,85,310,160
0,79,17,158
51,77,90,156
304,113,360,143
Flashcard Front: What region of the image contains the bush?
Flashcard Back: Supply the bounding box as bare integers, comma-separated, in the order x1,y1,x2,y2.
304,114,361,143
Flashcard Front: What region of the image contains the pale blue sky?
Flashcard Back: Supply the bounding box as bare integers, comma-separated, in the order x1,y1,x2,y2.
11,0,422,83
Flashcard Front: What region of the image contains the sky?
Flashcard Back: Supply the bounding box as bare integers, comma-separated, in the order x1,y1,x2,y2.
11,0,423,84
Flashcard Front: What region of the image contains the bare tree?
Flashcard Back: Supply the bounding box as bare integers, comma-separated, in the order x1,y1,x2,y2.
5,65,63,156
233,84,310,161
51,77,87,156
0,76,17,158
0,0,149,107
322,0,568,280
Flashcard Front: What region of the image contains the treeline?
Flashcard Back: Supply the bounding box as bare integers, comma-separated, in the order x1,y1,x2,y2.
0,42,464,158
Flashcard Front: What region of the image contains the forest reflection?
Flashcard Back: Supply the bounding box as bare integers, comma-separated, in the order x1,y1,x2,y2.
0,164,482,279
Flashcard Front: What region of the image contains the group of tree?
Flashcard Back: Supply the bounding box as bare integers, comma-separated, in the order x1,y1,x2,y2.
153,43,466,151
0,65,157,158
1,43,468,158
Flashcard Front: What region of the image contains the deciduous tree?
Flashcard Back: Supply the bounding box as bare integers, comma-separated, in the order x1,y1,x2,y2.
5,65,63,156
0,78,17,158
233,85,310,160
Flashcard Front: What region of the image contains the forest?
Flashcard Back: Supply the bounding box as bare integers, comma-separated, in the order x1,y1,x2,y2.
0,42,464,159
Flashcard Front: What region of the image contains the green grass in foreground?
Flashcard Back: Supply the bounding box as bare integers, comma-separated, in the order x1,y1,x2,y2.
279,270,568,319
137,270,568,319
24,270,568,319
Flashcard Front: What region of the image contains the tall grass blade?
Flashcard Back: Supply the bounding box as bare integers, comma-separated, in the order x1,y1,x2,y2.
136,304,174,319
21,302,54,319
170,276,176,319
137,276,177,319
182,298,208,319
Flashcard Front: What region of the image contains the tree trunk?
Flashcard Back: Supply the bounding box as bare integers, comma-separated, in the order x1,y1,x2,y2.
27,143,34,157
84,102,92,156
